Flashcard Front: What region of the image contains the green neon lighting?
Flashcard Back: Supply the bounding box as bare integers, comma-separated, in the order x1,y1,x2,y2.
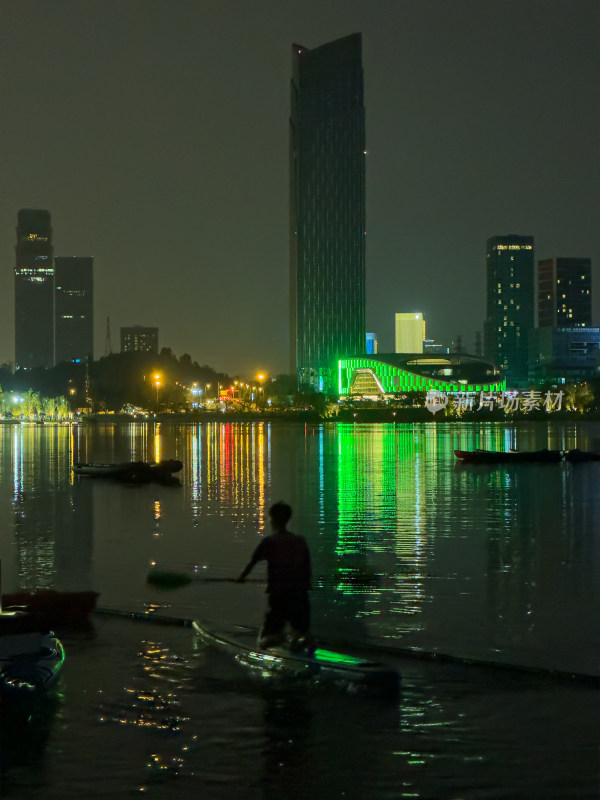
314,648,369,666
337,357,506,396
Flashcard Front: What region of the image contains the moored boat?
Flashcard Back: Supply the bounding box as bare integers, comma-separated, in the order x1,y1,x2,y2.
563,448,600,462
1,589,98,629
0,612,65,699
192,620,400,695
455,449,563,464
73,459,182,483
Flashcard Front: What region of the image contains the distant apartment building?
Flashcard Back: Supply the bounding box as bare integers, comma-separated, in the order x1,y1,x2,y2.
54,257,94,364
484,235,534,386
365,332,378,354
120,325,158,354
14,209,54,370
395,313,426,353
538,257,592,328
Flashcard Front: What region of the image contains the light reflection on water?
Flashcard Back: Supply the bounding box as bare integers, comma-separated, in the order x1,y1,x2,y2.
0,420,599,799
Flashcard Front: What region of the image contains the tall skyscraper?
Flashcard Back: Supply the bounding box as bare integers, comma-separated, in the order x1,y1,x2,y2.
538,257,592,328
54,257,94,365
120,325,159,354
14,209,54,370
289,33,366,392
395,313,426,353
484,235,534,386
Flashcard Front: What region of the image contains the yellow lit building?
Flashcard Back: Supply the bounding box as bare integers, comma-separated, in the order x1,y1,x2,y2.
395,313,426,353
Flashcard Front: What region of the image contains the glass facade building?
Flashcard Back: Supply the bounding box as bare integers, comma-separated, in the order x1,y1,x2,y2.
528,327,600,384
54,257,94,365
484,235,534,387
290,33,366,393
14,209,54,370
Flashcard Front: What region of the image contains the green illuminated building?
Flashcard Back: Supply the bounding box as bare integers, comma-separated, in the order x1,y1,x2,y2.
290,33,366,393
338,354,505,396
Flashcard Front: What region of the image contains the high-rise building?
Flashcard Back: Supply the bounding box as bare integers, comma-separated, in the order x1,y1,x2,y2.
14,209,54,370
395,313,426,353
54,257,94,365
484,235,534,386
538,257,592,328
120,325,158,354
289,33,366,393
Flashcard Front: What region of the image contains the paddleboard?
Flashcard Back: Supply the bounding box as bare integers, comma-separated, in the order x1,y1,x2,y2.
192,620,400,695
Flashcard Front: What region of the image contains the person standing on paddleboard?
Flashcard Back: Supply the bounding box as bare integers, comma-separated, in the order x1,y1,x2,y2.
237,501,312,649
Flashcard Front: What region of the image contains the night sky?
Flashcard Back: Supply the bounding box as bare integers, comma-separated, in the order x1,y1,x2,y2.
1,1,598,377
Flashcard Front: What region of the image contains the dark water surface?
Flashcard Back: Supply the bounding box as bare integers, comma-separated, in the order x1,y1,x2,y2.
0,420,598,799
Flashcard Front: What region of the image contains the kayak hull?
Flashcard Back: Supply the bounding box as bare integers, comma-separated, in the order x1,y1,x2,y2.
0,633,65,699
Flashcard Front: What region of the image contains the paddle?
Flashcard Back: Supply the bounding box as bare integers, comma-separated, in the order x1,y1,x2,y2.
146,570,263,589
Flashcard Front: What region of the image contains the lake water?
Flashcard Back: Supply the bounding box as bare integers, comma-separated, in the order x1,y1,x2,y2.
0,420,599,799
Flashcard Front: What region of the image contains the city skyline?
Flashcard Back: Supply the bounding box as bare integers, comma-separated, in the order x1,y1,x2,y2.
1,1,598,377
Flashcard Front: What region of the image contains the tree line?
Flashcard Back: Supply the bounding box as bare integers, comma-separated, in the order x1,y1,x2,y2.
0,349,232,413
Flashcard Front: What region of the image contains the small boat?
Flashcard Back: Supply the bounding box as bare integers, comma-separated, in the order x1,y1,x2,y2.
73,459,183,483
563,449,600,463
192,620,400,695
455,449,563,464
0,612,65,699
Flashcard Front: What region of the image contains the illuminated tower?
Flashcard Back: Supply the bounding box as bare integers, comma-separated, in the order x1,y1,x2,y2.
54,257,94,365
538,257,592,327
484,235,534,386
14,209,54,370
290,33,366,392
395,313,426,353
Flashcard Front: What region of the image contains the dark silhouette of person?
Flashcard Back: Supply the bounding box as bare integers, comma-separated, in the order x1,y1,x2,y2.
238,501,311,649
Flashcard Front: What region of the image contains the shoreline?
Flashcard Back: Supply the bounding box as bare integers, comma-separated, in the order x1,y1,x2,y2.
2,410,599,424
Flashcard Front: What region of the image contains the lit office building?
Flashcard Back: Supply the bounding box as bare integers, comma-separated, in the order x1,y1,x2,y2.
120,325,159,354
290,33,366,392
54,257,94,364
484,235,534,386
538,257,592,328
14,209,54,370
395,313,426,353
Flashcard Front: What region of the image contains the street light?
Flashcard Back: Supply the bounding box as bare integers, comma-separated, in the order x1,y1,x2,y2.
154,373,161,406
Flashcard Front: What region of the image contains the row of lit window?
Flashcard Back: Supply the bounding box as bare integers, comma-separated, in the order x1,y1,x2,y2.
17,267,53,274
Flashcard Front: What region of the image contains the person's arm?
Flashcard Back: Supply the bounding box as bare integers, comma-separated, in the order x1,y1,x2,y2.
302,538,312,589
237,540,266,582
